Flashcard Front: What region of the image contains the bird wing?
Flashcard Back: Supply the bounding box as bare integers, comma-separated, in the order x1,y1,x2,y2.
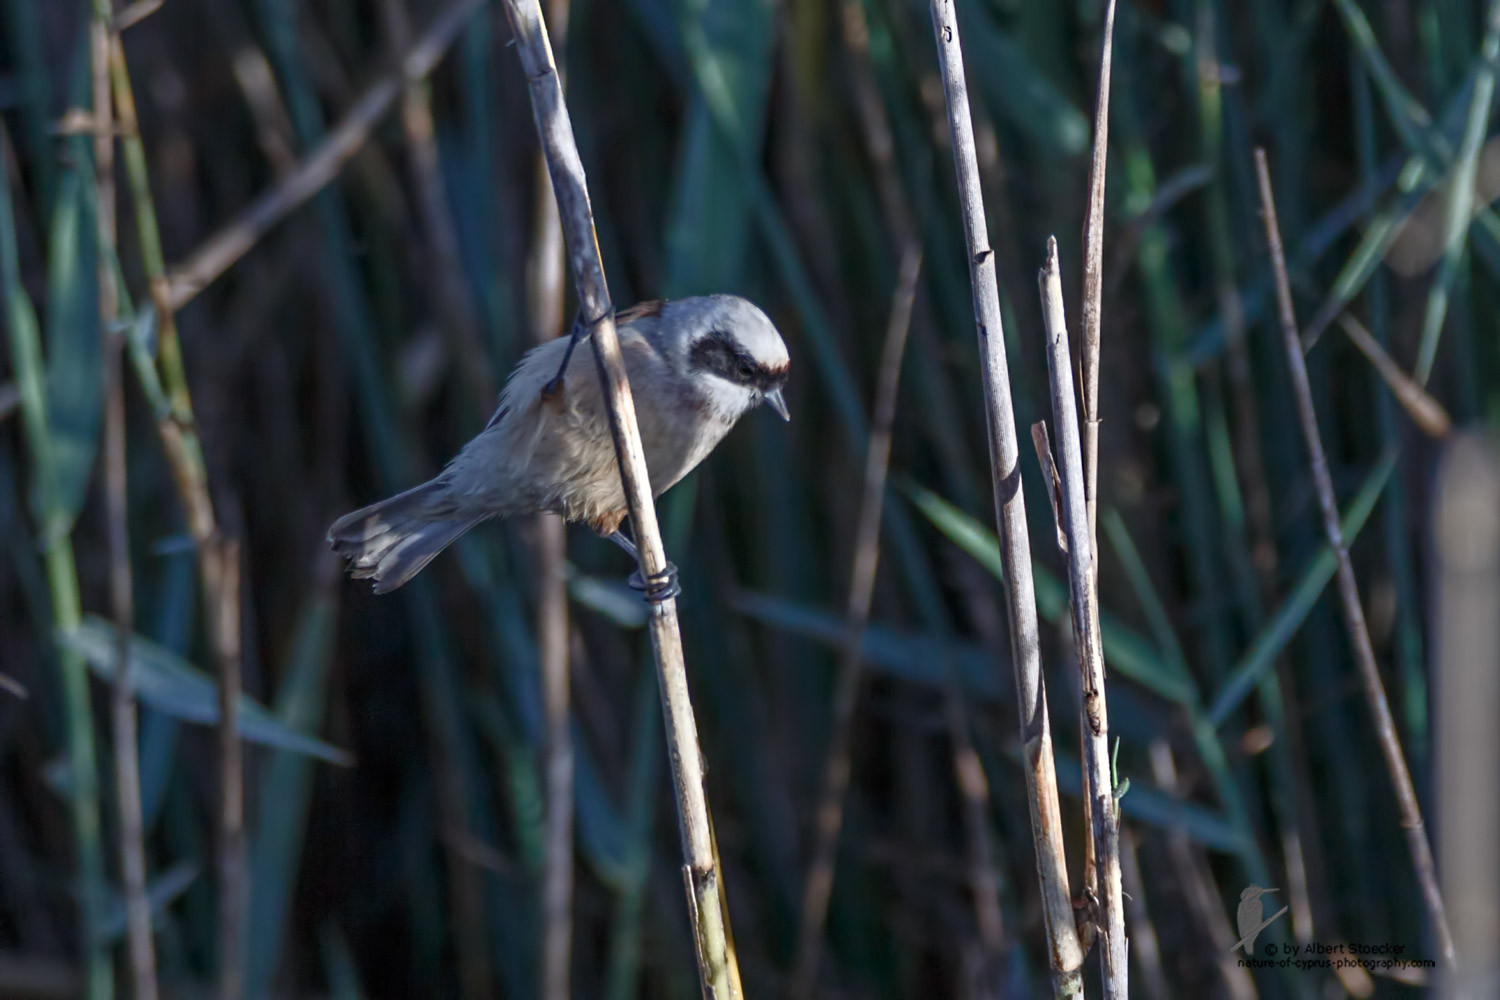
465,317,673,522
616,298,667,325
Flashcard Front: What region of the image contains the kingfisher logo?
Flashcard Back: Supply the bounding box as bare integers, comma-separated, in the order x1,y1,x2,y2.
1230,885,1289,954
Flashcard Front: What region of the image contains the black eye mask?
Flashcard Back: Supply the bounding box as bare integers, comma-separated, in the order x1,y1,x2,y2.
689,330,788,392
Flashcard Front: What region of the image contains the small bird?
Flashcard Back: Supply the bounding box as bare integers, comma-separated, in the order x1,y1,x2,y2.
328,294,790,593
1235,885,1279,954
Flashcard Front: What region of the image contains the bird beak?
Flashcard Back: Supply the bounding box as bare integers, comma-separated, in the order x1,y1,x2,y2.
765,387,790,421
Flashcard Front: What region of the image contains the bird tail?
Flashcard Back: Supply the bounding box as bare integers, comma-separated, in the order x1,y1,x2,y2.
327,479,481,593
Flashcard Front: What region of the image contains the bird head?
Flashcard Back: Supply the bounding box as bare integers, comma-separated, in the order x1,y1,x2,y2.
1241,885,1277,901
663,295,791,422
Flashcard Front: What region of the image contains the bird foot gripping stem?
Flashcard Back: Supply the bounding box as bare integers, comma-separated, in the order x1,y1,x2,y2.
608,529,681,604
628,561,682,604
542,308,609,400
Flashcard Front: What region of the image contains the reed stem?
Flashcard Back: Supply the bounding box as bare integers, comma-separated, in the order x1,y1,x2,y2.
90,2,157,995
925,2,1083,993
1039,237,1128,998
500,2,739,994
1255,146,1457,971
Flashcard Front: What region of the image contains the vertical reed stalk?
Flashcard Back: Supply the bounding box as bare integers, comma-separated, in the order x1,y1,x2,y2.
536,506,571,1000
212,538,245,999
791,244,920,998
1255,147,1457,970
925,2,1083,993
1080,0,1115,551
1433,434,1500,997
103,31,248,995
1075,0,1115,923
528,4,574,995
836,1,1008,976
1039,237,1127,998
90,3,156,996
499,2,738,995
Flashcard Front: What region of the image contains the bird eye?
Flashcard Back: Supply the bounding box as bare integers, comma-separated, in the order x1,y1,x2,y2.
736,360,755,380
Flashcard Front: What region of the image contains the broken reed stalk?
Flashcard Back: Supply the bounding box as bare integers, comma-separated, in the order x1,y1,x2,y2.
1334,313,1451,437
104,31,248,997
526,2,574,994
1254,147,1457,970
926,1,1084,992
500,2,738,995
1039,238,1128,998
1080,0,1116,552
163,0,482,312
791,244,921,999
90,2,157,996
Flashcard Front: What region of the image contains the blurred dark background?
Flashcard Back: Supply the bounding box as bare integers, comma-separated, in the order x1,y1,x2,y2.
3,0,1498,996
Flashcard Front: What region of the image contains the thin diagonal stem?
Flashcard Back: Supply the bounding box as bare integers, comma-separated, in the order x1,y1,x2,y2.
500,3,738,995
1255,147,1456,971
163,0,483,312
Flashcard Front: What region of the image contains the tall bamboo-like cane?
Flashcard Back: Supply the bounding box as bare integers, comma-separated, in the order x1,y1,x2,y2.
926,1,1084,993
1040,239,1129,998
499,3,739,995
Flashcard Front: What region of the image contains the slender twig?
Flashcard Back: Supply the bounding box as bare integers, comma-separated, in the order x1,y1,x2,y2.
1080,0,1116,554
164,0,483,312
1255,147,1457,970
90,3,157,996
1039,238,1128,998
499,3,738,995
791,244,920,998
1335,313,1451,438
926,2,1083,993
525,2,574,994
